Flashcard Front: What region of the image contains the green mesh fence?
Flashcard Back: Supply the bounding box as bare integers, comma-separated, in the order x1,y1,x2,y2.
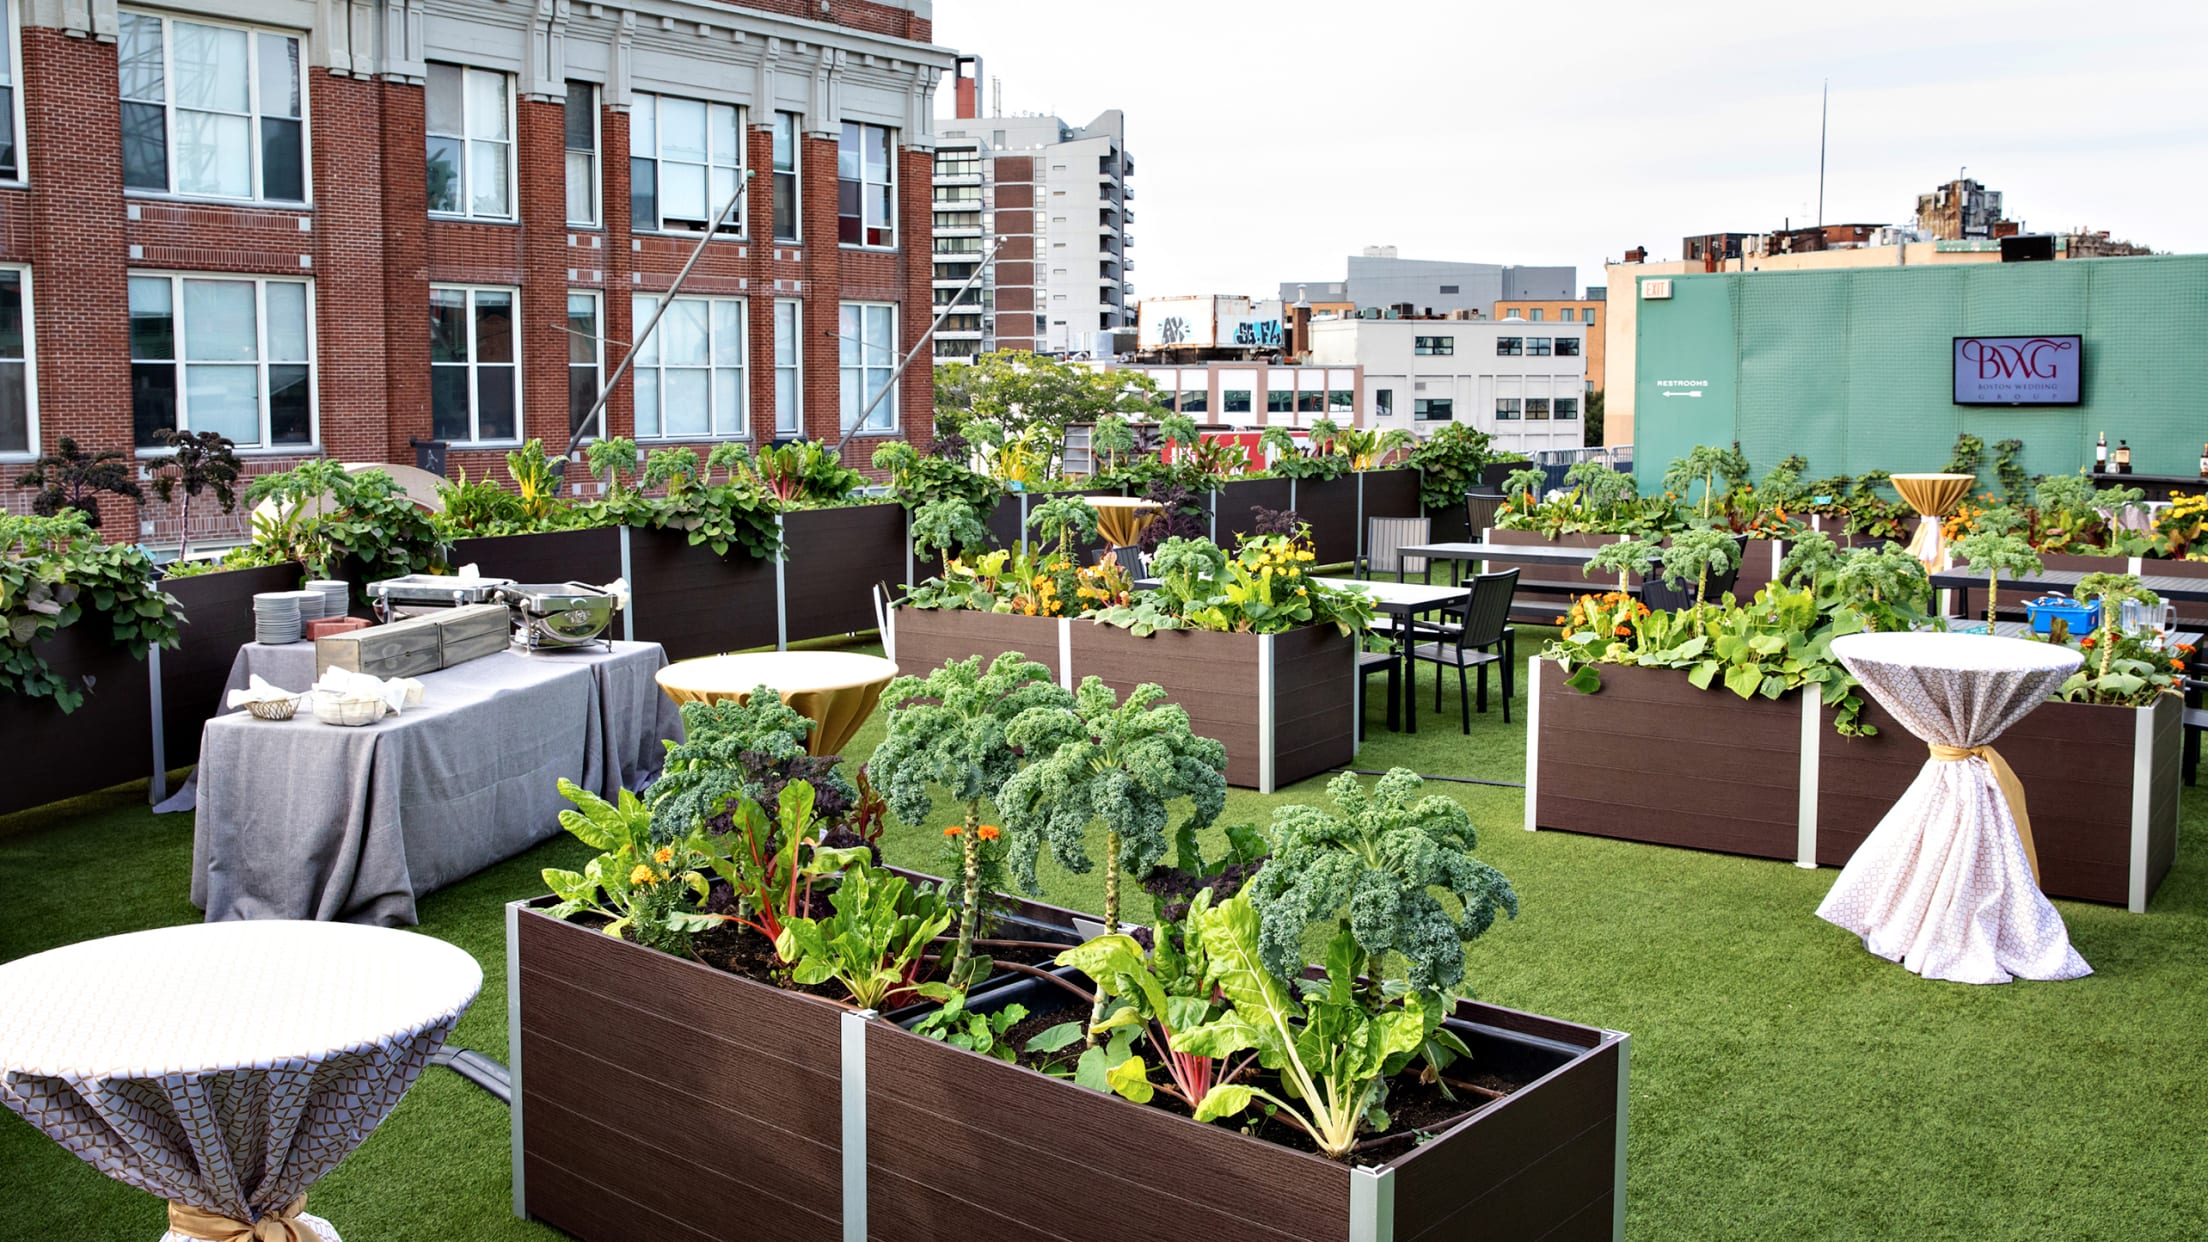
1634,254,2208,491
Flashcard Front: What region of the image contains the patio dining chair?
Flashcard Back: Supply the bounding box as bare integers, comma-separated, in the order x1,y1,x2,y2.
1357,515,1432,646
1357,649,1398,742
1409,569,1519,732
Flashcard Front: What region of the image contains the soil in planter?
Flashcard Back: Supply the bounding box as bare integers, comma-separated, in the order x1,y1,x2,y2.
998,998,1534,1167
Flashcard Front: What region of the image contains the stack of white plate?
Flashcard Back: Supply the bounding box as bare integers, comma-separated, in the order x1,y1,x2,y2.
288,589,326,625
306,580,349,620
253,593,303,646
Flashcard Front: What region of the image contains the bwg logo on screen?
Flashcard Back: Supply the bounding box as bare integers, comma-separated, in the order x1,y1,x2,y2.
1953,334,2082,405
1960,337,2073,382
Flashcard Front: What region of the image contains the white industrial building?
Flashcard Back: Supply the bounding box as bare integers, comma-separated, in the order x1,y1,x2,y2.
1305,315,1588,454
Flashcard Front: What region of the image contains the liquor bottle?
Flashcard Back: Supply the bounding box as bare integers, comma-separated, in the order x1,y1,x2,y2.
2197,443,2207,478
2114,440,2132,474
2095,432,2108,471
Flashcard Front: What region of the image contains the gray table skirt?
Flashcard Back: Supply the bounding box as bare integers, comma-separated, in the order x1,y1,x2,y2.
178,641,682,926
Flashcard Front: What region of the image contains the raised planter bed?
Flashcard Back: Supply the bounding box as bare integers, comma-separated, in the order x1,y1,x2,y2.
784,504,908,642
0,625,157,816
884,607,1355,792
158,563,303,769
1216,477,1291,543
511,890,1628,1242
625,526,779,660
1294,474,1362,566
449,527,625,591
1526,657,2181,910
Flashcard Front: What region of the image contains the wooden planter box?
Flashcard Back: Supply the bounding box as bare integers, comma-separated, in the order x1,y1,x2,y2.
1526,658,2181,910
1362,468,1422,526
158,563,303,770
625,525,779,660
783,505,908,643
508,886,1104,1242
448,527,625,591
1216,477,1291,543
511,895,1629,1242
1294,474,1362,566
0,624,157,815
884,607,1356,793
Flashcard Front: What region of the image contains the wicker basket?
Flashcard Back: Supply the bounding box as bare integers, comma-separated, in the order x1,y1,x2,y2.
245,697,299,721
311,691,387,727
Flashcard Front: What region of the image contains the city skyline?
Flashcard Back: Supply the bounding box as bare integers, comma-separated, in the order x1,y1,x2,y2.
933,0,2208,301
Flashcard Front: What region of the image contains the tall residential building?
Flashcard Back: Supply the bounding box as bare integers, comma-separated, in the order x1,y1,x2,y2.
0,0,953,548
937,67,1133,358
1282,248,1573,318
930,131,992,361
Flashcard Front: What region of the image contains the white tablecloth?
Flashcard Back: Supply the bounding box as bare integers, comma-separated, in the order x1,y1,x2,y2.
1816,632,2092,984
0,921,481,1239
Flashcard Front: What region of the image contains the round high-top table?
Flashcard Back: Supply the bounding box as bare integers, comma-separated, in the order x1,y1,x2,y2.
1815,631,2090,985
654,650,899,756
1891,472,1976,572
1087,496,1162,548
0,921,481,1240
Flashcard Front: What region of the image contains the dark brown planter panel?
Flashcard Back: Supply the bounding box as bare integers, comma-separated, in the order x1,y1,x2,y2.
984,493,1025,550
1218,478,1291,542
159,564,302,768
888,607,1060,684
0,626,156,815
1295,475,1360,566
449,527,624,589
626,526,778,660
783,505,907,641
1362,469,1422,523
1819,693,2179,908
1531,660,1801,859
1268,623,1360,790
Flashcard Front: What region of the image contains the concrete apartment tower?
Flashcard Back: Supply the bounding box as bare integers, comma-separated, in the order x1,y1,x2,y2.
936,57,1132,360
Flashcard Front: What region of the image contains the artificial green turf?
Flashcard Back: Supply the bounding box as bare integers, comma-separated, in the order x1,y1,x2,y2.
3,634,2205,1239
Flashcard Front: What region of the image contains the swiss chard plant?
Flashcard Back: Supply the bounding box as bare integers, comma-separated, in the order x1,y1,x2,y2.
692,780,868,948
542,778,716,955
775,860,954,1011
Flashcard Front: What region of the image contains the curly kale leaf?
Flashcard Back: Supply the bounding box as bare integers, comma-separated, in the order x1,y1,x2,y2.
1245,768,1517,992
868,652,1073,830
994,678,1227,896
644,687,853,840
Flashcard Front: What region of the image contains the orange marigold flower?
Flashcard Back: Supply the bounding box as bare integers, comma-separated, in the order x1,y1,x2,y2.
943,825,964,838
977,824,1002,841
653,846,674,865
2174,659,2187,671
1553,615,1567,625
1615,625,1632,637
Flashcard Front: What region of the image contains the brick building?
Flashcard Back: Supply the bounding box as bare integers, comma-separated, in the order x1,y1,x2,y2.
0,0,954,549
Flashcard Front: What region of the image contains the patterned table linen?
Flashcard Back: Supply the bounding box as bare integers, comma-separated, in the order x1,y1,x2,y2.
0,921,481,1235
1817,632,2092,984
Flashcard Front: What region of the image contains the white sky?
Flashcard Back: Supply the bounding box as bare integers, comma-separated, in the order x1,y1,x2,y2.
930,0,2208,300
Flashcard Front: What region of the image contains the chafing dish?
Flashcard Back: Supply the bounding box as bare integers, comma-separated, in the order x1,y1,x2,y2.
367,573,515,622
498,582,620,653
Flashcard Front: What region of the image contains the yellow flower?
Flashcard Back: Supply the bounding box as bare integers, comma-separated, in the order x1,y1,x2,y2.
653,846,674,865
629,863,655,887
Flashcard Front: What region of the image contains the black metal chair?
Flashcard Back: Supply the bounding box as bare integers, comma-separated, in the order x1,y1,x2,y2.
1356,649,1398,742
2183,676,2208,785
1091,544,1148,577
1409,569,1519,732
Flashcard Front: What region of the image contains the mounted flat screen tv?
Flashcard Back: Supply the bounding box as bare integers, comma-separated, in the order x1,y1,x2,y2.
1953,335,2082,405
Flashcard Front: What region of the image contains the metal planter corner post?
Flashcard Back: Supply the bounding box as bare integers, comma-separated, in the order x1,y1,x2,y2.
1796,690,1822,868
147,643,166,803
1612,1031,1632,1242
1056,617,1073,692
1354,471,1364,565
618,524,635,643
840,1008,875,1242
774,513,789,652
1258,632,1277,794
903,508,915,593
505,901,526,1218
2131,704,2155,913
1348,1164,1395,1242
1524,655,1542,832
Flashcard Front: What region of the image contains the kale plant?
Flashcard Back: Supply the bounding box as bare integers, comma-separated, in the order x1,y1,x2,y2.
647,688,856,842
1245,768,1516,994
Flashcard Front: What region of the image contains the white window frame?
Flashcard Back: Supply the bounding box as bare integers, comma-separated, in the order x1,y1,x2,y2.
425,64,515,221
0,0,25,186
129,271,318,453
564,80,600,228
771,111,800,243
0,264,36,459
629,92,747,238
840,301,897,434
773,299,802,437
837,121,897,250
630,293,749,440
118,9,311,205
429,283,521,445
567,290,603,442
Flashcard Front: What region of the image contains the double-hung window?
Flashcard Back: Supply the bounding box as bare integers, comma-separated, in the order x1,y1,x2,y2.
837,122,895,247
839,302,896,433
0,0,20,182
1413,335,1453,356
1496,336,1523,357
429,286,518,443
632,295,746,439
0,268,32,456
425,64,512,219
1530,309,1544,322
773,300,802,437
568,291,602,440
772,113,800,241
120,11,305,202
1414,398,1453,421
129,274,313,449
564,81,598,227
1555,397,1580,420
1525,397,1552,421
1527,337,1552,357
1555,337,1581,357
630,94,743,235
1495,398,1521,420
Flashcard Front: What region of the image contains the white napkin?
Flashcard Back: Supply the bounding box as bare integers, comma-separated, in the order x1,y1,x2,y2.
600,577,631,612
310,669,423,713
226,674,300,709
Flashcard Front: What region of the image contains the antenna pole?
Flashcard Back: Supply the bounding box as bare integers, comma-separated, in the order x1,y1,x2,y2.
1816,80,1828,229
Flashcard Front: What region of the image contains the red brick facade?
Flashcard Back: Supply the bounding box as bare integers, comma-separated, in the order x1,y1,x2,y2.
1,6,942,548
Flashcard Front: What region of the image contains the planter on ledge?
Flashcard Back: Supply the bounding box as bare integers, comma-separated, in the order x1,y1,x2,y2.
1525,658,2180,910
883,606,1357,792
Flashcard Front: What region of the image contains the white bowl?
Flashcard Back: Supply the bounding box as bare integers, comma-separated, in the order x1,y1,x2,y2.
311,691,387,727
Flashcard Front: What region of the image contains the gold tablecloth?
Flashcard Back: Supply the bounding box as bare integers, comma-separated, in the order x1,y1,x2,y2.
1088,496,1161,548
654,652,899,755
1891,473,1976,571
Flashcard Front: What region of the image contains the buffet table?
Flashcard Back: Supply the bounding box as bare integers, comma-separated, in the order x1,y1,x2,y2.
186,642,681,926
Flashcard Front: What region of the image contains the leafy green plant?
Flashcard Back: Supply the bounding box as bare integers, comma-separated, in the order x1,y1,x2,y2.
692,781,866,948
244,461,446,582
435,467,528,535
910,987,1027,1062
873,439,999,512
541,779,713,955
646,689,855,842
1158,412,1199,450
0,513,184,710
1056,886,1256,1110
737,440,866,509
910,496,991,561
1025,494,1100,558
585,436,639,498
2066,572,2176,703
1585,536,1659,592
775,861,955,1011
18,437,145,530
870,654,1075,985
642,447,702,496
145,429,241,564
505,438,564,523
1502,466,1548,506
1244,768,1516,994
1335,427,1417,471
1950,525,2043,628
1092,414,1135,475
1659,527,1744,634
1407,423,1497,514
1661,444,1749,521
1562,461,1639,522
1173,896,1433,1159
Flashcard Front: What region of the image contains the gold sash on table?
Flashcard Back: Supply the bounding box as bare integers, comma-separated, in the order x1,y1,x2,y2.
1928,743,2039,885
167,1196,313,1242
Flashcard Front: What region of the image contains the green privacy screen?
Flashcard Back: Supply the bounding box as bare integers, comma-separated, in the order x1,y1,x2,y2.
1632,254,2208,491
